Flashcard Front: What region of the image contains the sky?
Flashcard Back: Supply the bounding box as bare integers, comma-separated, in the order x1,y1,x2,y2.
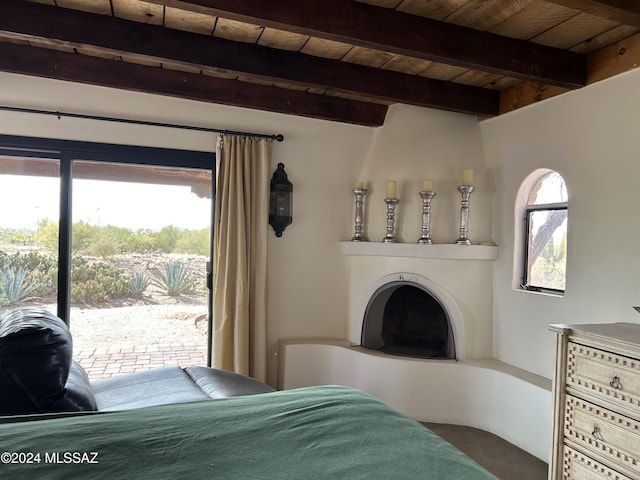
0,175,212,231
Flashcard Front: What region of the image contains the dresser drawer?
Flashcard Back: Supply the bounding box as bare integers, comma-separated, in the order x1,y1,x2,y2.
564,395,640,478
563,445,634,480
567,341,640,418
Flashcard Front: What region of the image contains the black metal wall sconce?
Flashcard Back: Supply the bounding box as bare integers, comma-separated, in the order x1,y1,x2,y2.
269,163,292,237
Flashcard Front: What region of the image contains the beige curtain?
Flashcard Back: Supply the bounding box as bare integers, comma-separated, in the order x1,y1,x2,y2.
212,135,270,382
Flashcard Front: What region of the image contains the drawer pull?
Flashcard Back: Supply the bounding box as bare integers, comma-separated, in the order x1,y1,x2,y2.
609,375,623,390
591,424,604,441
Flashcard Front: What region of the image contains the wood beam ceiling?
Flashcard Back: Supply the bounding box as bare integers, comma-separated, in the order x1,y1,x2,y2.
0,42,388,127
499,30,640,113
498,0,640,115
5,0,634,125
0,0,499,118
147,0,587,88
545,0,640,27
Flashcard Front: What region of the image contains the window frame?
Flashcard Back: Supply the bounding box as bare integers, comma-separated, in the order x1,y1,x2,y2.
522,200,568,295
0,134,215,335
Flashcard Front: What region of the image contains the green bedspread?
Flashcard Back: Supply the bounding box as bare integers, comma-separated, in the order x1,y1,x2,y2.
0,385,497,479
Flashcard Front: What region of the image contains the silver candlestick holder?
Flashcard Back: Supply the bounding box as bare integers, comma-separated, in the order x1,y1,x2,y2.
418,191,435,244
351,187,368,242
456,185,475,245
382,198,399,243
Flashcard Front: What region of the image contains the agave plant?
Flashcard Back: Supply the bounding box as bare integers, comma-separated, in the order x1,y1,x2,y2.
152,261,196,296
0,267,39,306
128,272,150,298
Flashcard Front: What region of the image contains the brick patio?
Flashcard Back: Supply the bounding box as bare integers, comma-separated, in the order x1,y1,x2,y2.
74,343,208,380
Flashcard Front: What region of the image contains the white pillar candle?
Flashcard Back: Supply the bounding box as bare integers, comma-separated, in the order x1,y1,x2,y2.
462,169,474,186
354,182,364,189
386,181,397,199
422,179,433,192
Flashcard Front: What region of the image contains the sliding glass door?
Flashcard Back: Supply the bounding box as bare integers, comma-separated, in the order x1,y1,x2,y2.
0,135,215,378
0,157,60,315
70,161,212,377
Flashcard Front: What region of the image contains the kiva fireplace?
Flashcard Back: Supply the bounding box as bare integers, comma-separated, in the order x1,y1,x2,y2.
361,278,456,360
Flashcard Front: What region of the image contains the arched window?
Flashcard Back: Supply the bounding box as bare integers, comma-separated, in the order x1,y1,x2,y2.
522,171,568,294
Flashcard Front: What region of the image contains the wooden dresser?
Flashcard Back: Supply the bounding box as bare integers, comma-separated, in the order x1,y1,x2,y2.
549,323,640,480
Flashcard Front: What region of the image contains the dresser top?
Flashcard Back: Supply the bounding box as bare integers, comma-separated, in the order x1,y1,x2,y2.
550,322,640,354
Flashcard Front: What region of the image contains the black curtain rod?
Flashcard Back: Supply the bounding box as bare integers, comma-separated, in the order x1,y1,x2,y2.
0,105,284,142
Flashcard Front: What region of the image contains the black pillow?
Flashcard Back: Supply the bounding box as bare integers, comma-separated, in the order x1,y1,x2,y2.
0,308,97,415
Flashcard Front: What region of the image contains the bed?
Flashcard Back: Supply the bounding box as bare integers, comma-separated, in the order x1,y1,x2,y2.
0,385,497,479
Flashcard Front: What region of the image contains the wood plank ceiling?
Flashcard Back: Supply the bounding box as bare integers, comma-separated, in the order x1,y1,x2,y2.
0,0,638,126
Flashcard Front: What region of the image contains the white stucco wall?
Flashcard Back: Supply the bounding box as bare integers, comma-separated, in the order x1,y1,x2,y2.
356,104,491,245
481,67,640,379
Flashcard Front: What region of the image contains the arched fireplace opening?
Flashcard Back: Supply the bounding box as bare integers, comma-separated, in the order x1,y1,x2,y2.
361,281,456,359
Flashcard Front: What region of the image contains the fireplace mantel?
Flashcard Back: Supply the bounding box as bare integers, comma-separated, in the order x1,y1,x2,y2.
339,242,498,260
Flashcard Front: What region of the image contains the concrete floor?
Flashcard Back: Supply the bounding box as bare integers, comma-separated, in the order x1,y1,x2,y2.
423,423,548,480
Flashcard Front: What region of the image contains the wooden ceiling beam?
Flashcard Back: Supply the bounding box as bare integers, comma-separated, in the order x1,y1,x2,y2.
0,42,388,127
499,31,640,114
0,0,498,117
545,0,640,27
147,0,587,88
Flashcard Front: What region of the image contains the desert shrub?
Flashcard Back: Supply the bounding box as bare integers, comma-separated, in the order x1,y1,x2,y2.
33,220,211,256
128,272,150,297
102,225,132,246
88,237,120,258
126,229,157,254
152,261,196,296
26,268,57,297
0,251,57,299
71,220,97,253
0,250,55,272
70,257,129,303
37,220,118,256
0,267,39,306
0,227,14,244
155,225,180,253
10,231,34,246
35,219,59,252
174,228,210,256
